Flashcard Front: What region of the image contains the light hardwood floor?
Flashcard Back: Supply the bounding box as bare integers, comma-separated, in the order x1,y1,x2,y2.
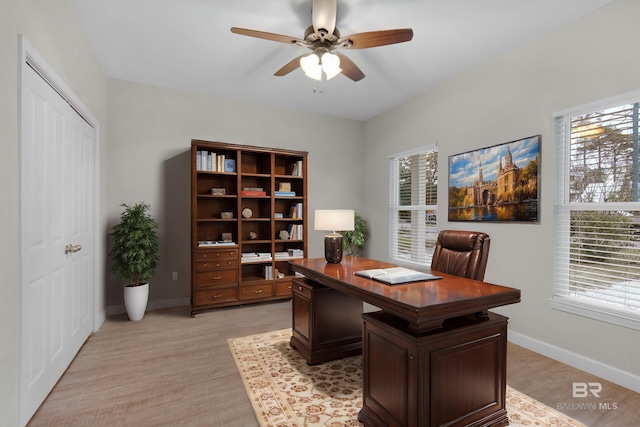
28,301,639,426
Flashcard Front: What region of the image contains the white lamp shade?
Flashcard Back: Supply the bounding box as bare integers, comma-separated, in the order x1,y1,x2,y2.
314,209,355,232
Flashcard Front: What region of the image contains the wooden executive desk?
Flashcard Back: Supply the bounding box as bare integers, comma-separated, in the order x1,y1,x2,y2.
289,256,521,427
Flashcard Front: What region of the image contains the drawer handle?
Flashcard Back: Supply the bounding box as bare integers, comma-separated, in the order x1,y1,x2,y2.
298,286,303,291
288,286,292,289
254,289,263,294
213,294,223,298
216,263,220,267
212,276,222,280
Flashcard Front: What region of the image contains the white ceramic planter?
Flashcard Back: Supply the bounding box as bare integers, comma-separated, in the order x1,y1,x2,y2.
124,283,149,321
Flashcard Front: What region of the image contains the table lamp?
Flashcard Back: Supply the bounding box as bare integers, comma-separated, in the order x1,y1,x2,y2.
314,209,355,263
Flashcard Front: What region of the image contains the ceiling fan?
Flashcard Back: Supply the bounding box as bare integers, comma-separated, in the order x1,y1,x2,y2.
230,0,413,82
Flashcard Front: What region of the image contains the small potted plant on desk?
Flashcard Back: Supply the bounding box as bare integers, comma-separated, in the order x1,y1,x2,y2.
109,202,159,321
342,212,370,256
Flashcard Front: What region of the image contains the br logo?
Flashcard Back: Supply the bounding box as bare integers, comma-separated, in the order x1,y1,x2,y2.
573,382,602,398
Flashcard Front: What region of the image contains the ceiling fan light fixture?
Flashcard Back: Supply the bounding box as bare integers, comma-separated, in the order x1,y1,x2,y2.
321,52,341,80
300,52,342,81
300,53,322,80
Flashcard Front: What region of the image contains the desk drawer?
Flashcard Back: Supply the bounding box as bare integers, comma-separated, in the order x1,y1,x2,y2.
292,279,312,299
240,283,274,300
194,269,237,288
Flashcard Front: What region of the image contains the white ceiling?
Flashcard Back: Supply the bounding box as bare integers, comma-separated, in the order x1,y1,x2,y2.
66,0,615,121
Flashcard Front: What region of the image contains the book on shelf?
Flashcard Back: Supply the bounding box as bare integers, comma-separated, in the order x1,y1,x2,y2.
240,190,266,196
262,266,285,280
288,249,304,257
355,267,442,285
198,240,236,247
196,150,220,172
291,160,303,176
274,251,290,259
274,191,296,197
287,224,303,240
243,187,264,191
241,252,271,259
289,202,303,219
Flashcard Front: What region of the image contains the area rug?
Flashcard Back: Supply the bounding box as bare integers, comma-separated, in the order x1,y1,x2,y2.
228,329,586,427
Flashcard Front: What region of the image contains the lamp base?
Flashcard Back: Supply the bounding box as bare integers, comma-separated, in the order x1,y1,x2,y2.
324,233,343,263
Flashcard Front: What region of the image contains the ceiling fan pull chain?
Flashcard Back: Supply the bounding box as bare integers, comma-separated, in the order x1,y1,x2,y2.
313,74,325,94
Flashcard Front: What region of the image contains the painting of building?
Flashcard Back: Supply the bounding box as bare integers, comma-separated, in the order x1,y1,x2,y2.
449,135,539,222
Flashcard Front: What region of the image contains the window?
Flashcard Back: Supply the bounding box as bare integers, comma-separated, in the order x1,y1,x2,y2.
553,95,640,330
389,145,438,266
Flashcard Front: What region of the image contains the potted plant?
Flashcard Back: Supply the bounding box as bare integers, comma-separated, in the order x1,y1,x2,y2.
109,202,159,321
342,212,370,256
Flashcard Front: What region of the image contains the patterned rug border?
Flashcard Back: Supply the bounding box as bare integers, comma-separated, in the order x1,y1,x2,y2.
228,328,586,427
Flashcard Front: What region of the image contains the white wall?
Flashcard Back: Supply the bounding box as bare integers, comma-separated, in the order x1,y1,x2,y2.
106,79,365,308
0,0,108,425
364,0,640,386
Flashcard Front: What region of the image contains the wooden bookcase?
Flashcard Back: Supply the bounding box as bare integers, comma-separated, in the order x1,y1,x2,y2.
190,140,308,316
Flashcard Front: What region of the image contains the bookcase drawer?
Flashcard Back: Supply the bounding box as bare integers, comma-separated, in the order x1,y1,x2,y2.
194,269,238,287
195,249,238,261
195,259,238,271
193,287,237,305
240,283,274,300
275,280,293,296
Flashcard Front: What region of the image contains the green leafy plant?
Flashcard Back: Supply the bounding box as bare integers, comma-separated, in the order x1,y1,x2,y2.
109,203,160,286
342,212,370,256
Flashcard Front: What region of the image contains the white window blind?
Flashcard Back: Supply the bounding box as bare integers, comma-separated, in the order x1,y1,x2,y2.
389,146,438,266
553,98,640,330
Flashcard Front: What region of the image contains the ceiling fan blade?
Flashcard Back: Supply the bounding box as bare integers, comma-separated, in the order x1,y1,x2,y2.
312,0,336,36
335,52,365,82
274,54,306,76
231,27,303,45
339,28,414,49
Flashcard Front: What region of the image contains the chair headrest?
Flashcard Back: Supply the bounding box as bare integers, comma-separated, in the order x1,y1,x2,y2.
439,230,487,252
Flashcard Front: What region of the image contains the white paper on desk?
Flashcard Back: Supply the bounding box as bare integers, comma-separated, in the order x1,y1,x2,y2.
355,267,442,285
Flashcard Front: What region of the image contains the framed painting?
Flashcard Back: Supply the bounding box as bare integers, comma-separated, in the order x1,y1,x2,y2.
448,135,540,222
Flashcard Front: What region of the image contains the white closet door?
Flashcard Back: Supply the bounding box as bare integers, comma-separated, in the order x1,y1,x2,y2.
20,63,95,425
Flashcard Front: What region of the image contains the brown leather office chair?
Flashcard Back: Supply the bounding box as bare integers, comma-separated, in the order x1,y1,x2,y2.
430,230,490,281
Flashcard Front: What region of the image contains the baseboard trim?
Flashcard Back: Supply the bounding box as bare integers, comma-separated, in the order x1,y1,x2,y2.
107,298,190,317
508,330,640,393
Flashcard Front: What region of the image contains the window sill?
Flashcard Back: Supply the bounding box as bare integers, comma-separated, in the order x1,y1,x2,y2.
549,296,640,331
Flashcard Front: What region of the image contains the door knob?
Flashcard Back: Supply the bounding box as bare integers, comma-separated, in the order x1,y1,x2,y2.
65,244,82,254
